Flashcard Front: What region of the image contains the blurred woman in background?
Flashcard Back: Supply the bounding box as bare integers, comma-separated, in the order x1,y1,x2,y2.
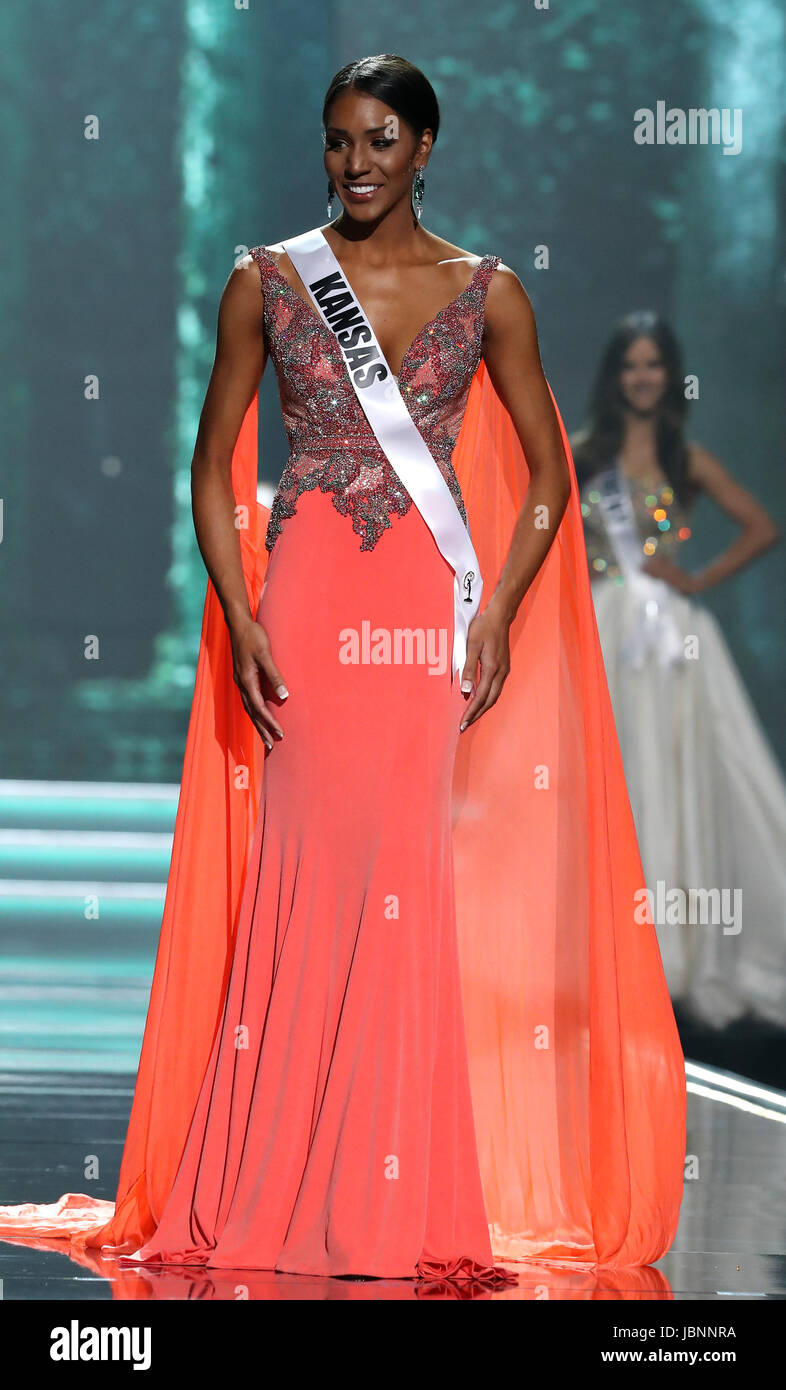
573,312,785,1030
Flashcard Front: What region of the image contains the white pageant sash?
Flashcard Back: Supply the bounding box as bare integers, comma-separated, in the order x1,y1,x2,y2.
281,227,483,681
595,461,686,670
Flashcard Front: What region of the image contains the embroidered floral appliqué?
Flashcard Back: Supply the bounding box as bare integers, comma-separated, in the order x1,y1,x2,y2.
249,246,501,552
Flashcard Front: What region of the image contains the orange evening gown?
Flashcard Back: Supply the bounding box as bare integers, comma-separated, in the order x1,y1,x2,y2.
121,249,506,1279
0,243,687,1277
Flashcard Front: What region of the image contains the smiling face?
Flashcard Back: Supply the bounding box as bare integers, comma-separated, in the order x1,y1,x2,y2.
617,335,669,414
323,87,433,223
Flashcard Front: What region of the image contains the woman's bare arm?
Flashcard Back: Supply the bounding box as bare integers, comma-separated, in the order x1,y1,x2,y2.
458,265,572,729
643,443,780,594
190,255,288,750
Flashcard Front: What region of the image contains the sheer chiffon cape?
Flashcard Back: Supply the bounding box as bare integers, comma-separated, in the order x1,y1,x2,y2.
0,362,686,1267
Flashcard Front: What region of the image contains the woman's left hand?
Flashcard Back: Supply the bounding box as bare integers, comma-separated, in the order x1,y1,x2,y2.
640,554,703,594
459,601,512,731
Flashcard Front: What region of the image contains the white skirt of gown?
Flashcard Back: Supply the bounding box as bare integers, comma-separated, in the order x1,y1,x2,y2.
591,576,786,1029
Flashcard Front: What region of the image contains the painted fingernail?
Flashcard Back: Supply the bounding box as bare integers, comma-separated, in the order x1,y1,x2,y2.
276,685,289,698
459,722,467,732
460,680,472,693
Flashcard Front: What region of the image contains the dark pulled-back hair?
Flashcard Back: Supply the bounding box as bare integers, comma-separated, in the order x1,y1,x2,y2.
322,54,440,144
573,310,700,510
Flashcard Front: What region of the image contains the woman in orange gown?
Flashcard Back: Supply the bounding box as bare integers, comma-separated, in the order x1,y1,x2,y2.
0,55,686,1280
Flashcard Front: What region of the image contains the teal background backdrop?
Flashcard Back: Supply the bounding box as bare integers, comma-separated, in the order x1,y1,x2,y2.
0,1,783,1081
0,0,783,782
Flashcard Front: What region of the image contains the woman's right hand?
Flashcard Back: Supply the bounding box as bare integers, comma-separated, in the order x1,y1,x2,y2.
229,616,288,751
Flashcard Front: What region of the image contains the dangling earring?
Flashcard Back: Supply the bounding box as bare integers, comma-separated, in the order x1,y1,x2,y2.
412,166,425,221
327,180,335,219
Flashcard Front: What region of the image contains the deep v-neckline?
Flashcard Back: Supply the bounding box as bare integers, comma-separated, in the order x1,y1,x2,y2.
259,246,491,381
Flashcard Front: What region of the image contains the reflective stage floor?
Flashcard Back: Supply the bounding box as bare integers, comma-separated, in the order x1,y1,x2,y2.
0,1061,783,1301
1,780,783,1303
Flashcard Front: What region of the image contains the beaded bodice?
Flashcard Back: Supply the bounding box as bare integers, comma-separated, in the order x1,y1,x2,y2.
580,468,694,582
249,245,501,552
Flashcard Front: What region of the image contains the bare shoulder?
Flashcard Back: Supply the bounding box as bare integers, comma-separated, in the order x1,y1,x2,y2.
257,241,286,262
428,235,528,312
429,233,502,275
428,234,484,266
685,439,739,494
228,248,266,293
687,439,722,481
482,258,536,340
686,440,750,500
485,259,530,306
230,242,300,309
687,439,755,503
244,240,304,291
686,440,780,535
215,251,268,334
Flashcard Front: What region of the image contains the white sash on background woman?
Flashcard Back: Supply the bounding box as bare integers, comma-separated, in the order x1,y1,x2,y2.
595,460,686,670
282,227,482,682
